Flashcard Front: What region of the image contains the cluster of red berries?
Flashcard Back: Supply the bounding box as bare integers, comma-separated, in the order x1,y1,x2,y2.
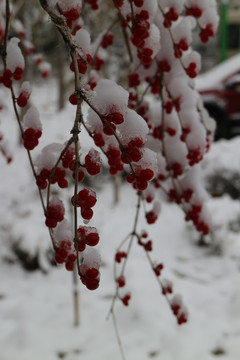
55,240,77,271
114,0,124,8
0,67,23,88
187,147,203,166
86,0,99,10
128,73,140,88
138,47,153,66
101,33,114,49
145,210,158,224
62,7,81,28
185,6,202,18
131,10,150,49
93,132,105,147
45,198,65,228
17,89,31,108
61,147,86,182
126,168,154,191
103,111,124,135
185,203,209,235
115,251,127,263
62,146,75,168
121,137,144,164
91,55,104,71
70,54,92,75
169,162,183,178
133,0,144,6
138,237,152,251
72,188,97,220
153,263,164,276
180,126,191,142
79,264,100,290
106,146,124,175
174,38,189,58
36,167,68,190
199,24,214,43
162,279,173,295
185,62,198,78
171,296,188,325
121,293,131,306
84,149,101,175
76,225,100,252
163,7,179,28
23,128,42,151
116,275,126,288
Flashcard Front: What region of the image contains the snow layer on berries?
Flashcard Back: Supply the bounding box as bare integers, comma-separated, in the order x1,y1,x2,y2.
182,50,201,74
82,248,101,270
49,196,65,209
54,219,73,244
172,16,195,44
158,0,185,13
12,20,25,37
186,0,216,11
140,0,158,19
58,0,82,12
35,143,65,171
92,79,129,115
19,81,32,96
133,148,158,177
38,61,51,77
86,108,103,133
23,106,42,131
144,24,161,57
199,8,219,33
6,37,24,72
75,28,91,57
117,108,148,145
164,134,188,167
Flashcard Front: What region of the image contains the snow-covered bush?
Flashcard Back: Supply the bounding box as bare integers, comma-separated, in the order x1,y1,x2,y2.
203,138,240,199
0,0,219,350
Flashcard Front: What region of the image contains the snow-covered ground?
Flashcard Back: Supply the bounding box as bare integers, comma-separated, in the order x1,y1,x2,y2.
1,81,240,360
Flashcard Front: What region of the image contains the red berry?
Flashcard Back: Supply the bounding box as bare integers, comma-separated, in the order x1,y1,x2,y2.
116,275,126,287
121,293,131,306
81,207,93,220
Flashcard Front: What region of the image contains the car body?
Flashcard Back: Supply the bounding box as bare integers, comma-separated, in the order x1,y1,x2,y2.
196,53,240,139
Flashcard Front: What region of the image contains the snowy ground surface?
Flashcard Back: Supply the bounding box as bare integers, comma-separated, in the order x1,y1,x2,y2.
1,81,240,360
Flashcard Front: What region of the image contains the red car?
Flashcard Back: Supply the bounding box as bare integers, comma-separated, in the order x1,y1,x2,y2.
196,53,240,140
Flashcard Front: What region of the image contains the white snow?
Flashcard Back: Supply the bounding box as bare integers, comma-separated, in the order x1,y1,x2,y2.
6,37,25,72
196,53,240,91
23,106,42,131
